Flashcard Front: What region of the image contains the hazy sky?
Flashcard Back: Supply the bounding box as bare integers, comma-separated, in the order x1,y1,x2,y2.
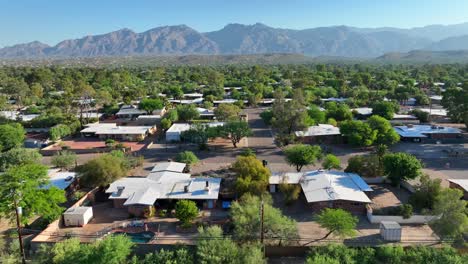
1,0,468,47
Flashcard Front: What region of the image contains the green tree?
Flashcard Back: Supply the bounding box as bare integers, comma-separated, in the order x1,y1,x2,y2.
0,147,42,171
141,248,193,264
367,115,400,146
77,154,128,187
160,118,172,130
371,101,399,120
345,155,383,178
410,109,430,123
339,120,377,147
278,181,301,205
176,104,200,122
181,123,220,150
175,151,199,165
409,174,441,211
231,194,299,245
49,124,72,141
0,123,25,152
51,150,77,170
0,163,66,225
442,85,468,128
325,102,353,121
322,154,341,170
431,188,468,239
307,104,327,125
284,144,322,172
259,110,273,125
214,104,241,121
175,200,198,226
271,92,309,135
232,156,270,195
196,226,239,264
50,235,133,264
220,121,252,148
139,98,164,114
316,208,358,239
383,153,422,186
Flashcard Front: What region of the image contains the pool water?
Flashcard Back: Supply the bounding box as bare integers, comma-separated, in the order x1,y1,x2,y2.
113,231,154,243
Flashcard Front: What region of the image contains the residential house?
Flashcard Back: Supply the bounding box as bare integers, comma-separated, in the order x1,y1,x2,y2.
81,123,154,141
394,124,462,142
270,170,373,213
106,162,221,216
295,124,341,144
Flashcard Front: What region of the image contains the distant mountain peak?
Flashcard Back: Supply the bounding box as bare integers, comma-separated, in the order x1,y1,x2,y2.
2,22,468,59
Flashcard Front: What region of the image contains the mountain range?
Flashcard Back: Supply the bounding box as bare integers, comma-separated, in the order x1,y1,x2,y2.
2,22,468,59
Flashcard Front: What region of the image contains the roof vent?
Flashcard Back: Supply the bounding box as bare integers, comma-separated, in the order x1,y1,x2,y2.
117,186,125,191
184,185,189,193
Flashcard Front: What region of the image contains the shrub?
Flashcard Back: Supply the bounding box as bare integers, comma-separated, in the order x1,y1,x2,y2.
239,148,256,157
175,151,199,165
72,191,86,202
105,139,116,147
49,124,72,141
175,200,198,226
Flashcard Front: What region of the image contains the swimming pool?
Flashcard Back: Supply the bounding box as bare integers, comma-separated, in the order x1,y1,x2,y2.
113,231,154,243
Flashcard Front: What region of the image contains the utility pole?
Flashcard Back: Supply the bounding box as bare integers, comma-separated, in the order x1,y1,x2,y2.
260,198,264,244
14,198,26,264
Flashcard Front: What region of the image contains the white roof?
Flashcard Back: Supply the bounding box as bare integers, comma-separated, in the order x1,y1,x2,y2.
269,172,303,184
42,169,76,190
394,125,461,138
300,171,372,203
169,98,204,104
418,108,447,116
197,108,214,116
124,187,159,206
64,206,92,215
167,123,191,133
76,113,103,119
106,161,221,205
352,107,373,115
116,106,146,116
448,179,468,192
106,176,220,205
137,115,161,119
151,161,186,173
213,99,238,104
295,124,341,137
320,97,348,102
183,93,204,98
80,123,152,135
433,82,445,86
147,171,191,183
392,114,417,119
166,178,221,200
430,95,443,101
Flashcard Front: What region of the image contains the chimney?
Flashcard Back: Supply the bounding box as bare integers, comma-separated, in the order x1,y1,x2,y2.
205,180,209,188
184,185,189,193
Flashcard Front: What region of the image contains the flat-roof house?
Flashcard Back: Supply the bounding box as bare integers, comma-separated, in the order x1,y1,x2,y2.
81,123,154,141
106,162,221,216
394,125,462,142
390,114,419,124
269,170,372,213
295,124,341,144
151,161,186,173
116,104,166,120
320,97,348,103
42,169,77,193
448,179,468,200
166,123,191,142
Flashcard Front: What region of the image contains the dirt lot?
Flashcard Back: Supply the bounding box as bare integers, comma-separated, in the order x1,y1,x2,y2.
367,184,412,210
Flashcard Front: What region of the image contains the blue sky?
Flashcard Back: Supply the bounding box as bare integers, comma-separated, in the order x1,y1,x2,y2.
1,0,468,47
